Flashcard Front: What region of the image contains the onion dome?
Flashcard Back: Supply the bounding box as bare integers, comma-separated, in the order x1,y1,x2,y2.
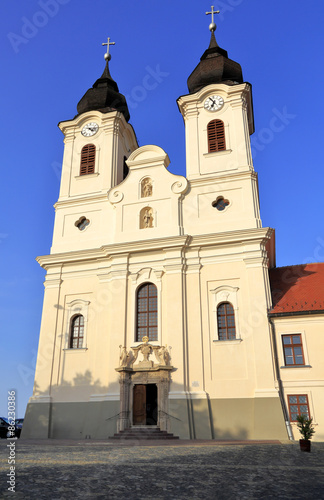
187,31,243,94
77,60,130,122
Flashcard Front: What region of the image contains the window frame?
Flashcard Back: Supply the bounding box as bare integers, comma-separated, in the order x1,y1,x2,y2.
130,269,163,346
210,285,240,343
282,334,305,366
70,314,85,349
135,282,158,342
64,298,90,350
80,143,96,176
287,394,310,422
207,119,226,153
217,302,236,340
278,330,310,368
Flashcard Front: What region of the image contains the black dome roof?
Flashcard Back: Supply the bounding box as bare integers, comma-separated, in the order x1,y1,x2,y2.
187,32,243,93
77,61,130,122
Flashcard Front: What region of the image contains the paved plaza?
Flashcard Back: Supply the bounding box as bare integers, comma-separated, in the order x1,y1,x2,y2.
1,439,324,499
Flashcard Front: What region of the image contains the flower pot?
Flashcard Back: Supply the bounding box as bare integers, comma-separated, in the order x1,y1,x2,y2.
299,439,311,452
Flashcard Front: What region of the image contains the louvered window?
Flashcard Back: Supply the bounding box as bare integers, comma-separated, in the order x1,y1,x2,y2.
80,144,95,175
207,119,226,153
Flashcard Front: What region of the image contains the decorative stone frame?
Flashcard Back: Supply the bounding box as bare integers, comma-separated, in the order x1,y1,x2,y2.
64,299,90,350
210,285,241,342
130,268,163,346
116,341,173,433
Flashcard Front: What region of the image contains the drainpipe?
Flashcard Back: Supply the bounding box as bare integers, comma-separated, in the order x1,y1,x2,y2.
268,317,294,441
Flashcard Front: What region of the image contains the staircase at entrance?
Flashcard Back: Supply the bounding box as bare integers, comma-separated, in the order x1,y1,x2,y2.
109,426,179,440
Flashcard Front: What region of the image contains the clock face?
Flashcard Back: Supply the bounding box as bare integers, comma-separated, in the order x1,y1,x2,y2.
204,95,224,112
81,122,99,137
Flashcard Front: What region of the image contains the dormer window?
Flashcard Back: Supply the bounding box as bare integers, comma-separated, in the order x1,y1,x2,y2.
207,119,226,153
80,144,95,175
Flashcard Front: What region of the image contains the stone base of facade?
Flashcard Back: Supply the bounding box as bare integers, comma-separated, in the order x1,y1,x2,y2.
170,396,288,440
22,396,288,440
22,400,120,440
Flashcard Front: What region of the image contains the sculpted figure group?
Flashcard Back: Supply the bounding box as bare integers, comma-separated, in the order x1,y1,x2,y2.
119,340,170,369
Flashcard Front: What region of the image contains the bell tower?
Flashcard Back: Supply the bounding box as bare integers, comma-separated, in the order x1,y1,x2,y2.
178,13,261,232
51,39,138,253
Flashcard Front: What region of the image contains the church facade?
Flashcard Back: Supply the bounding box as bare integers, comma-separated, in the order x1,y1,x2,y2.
22,20,324,441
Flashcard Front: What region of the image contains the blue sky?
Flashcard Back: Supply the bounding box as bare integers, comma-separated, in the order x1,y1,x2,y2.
1,0,324,418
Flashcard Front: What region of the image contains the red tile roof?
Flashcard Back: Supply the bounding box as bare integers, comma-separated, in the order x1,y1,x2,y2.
269,263,324,314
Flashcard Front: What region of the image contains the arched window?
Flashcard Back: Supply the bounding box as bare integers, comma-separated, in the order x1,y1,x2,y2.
207,119,226,153
217,302,236,340
70,315,84,348
80,144,95,175
136,283,158,342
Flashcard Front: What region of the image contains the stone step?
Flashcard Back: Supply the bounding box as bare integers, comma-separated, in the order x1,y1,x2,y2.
110,435,179,440
112,432,176,437
109,426,179,440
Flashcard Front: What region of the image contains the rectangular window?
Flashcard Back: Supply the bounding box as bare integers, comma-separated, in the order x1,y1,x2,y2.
288,395,310,421
282,334,305,366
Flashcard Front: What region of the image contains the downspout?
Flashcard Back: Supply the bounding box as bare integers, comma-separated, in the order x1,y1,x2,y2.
268,317,294,441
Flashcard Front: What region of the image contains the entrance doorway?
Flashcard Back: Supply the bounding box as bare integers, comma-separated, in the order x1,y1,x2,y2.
133,384,157,425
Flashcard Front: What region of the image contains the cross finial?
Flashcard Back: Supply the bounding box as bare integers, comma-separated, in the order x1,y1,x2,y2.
206,5,220,32
102,37,115,61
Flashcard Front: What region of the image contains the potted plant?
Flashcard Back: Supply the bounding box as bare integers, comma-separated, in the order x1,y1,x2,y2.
296,415,315,452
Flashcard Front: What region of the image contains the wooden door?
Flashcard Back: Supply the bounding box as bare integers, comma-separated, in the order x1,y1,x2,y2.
133,385,146,425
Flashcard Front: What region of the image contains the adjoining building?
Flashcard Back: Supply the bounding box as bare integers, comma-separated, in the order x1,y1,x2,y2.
22,15,324,441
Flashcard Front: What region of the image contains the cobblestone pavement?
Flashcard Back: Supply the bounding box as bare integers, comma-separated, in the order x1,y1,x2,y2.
1,439,324,499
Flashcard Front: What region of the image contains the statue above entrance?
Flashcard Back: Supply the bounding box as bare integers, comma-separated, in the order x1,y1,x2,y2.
118,338,171,370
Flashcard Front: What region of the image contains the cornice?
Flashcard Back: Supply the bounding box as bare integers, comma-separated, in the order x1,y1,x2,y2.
177,82,251,112
58,109,123,134
188,170,257,187
37,229,273,269
37,235,191,269
54,193,108,209
190,227,274,248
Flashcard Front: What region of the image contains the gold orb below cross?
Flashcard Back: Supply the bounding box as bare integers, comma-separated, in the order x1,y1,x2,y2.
142,336,149,343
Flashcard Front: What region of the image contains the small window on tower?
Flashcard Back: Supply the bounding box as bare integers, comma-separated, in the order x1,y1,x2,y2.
212,197,230,211
207,119,226,153
75,216,90,231
80,144,96,175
